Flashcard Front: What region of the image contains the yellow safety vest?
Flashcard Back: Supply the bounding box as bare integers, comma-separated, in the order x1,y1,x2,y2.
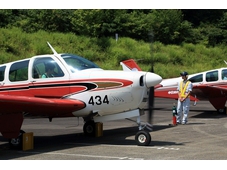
180,81,190,98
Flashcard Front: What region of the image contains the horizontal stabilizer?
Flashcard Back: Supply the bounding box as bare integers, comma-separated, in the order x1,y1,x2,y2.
120,59,142,71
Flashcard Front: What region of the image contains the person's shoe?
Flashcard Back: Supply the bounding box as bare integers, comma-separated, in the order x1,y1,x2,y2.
182,121,187,125
177,122,181,125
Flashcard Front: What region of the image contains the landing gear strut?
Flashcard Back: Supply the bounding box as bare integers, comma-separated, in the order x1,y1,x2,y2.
127,115,152,146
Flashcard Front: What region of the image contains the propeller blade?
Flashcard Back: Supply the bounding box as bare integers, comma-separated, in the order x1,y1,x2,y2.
148,86,154,124
148,64,154,124
148,29,155,125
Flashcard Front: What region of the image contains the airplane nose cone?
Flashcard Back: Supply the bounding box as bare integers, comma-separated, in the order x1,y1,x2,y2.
144,72,162,88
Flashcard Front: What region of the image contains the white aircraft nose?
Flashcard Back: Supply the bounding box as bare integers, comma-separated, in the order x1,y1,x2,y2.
144,72,162,88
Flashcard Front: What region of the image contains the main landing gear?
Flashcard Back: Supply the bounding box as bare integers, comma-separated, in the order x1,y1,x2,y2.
217,107,226,114
8,130,25,149
83,121,96,136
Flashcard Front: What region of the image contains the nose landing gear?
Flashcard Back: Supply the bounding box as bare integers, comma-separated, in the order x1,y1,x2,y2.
135,130,151,146
129,116,152,146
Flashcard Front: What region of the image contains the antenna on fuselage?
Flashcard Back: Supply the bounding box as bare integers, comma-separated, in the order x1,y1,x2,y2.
47,41,58,55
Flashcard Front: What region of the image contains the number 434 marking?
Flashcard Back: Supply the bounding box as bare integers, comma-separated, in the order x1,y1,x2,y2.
88,95,109,105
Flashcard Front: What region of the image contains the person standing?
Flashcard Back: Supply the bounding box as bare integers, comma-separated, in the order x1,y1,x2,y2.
176,71,193,125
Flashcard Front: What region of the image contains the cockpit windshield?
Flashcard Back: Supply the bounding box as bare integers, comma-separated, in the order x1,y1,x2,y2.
61,54,100,73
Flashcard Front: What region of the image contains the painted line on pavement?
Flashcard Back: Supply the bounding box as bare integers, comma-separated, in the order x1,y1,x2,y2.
18,151,143,160
66,142,180,150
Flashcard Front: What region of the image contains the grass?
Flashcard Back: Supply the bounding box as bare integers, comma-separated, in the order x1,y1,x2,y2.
1,27,227,78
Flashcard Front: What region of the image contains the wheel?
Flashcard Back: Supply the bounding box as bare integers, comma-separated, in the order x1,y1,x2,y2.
9,130,25,149
135,130,151,146
217,107,226,114
83,121,95,136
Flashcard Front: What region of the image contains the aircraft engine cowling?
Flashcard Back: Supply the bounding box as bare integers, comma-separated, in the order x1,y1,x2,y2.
144,72,162,88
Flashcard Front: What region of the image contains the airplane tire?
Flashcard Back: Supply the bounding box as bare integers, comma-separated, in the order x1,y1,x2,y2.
135,130,151,146
9,130,25,150
217,107,226,114
83,121,95,137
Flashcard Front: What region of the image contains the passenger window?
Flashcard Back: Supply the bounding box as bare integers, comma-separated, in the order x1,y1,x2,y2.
222,69,227,80
189,74,203,83
9,60,29,82
32,57,64,79
0,66,6,81
206,71,218,82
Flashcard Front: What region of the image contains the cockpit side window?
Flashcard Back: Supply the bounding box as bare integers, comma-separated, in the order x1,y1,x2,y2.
206,71,218,82
189,74,203,83
9,60,29,82
222,69,227,80
0,66,6,81
32,57,64,79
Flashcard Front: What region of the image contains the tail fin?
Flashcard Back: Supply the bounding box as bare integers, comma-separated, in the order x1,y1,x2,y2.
120,59,142,71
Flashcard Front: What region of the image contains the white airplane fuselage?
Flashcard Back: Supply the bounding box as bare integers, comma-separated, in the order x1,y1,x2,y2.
69,69,150,117
0,44,162,147
0,53,162,119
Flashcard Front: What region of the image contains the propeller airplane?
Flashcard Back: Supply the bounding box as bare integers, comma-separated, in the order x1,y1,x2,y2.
154,65,227,114
0,42,162,149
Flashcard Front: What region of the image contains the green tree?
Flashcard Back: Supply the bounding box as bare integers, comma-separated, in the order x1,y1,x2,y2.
181,9,226,26
20,9,74,33
2,9,227,46
147,9,192,44
0,9,14,28
71,9,102,37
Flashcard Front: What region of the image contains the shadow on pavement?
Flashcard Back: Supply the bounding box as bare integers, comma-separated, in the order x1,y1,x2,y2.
0,124,180,160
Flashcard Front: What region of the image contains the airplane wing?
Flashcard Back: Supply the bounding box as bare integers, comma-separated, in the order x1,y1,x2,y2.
190,84,227,110
0,94,85,138
192,84,227,99
0,94,85,117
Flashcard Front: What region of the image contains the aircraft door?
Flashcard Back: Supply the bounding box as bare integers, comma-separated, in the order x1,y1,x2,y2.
29,57,70,98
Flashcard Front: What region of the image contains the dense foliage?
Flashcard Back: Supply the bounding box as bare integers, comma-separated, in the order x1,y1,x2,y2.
1,9,227,46
1,27,227,79
1,9,227,79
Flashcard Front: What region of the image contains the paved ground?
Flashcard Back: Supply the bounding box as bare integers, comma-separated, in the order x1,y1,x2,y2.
1,98,227,162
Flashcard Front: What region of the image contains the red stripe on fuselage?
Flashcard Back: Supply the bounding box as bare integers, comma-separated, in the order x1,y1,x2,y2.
0,78,133,97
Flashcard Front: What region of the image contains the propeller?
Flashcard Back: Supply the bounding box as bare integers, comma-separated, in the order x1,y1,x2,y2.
147,30,155,125
148,87,154,124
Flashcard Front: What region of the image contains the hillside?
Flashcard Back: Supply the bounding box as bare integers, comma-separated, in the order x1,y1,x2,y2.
1,27,227,78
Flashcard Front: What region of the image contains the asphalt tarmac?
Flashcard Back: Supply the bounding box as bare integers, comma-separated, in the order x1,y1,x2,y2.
1,98,227,161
